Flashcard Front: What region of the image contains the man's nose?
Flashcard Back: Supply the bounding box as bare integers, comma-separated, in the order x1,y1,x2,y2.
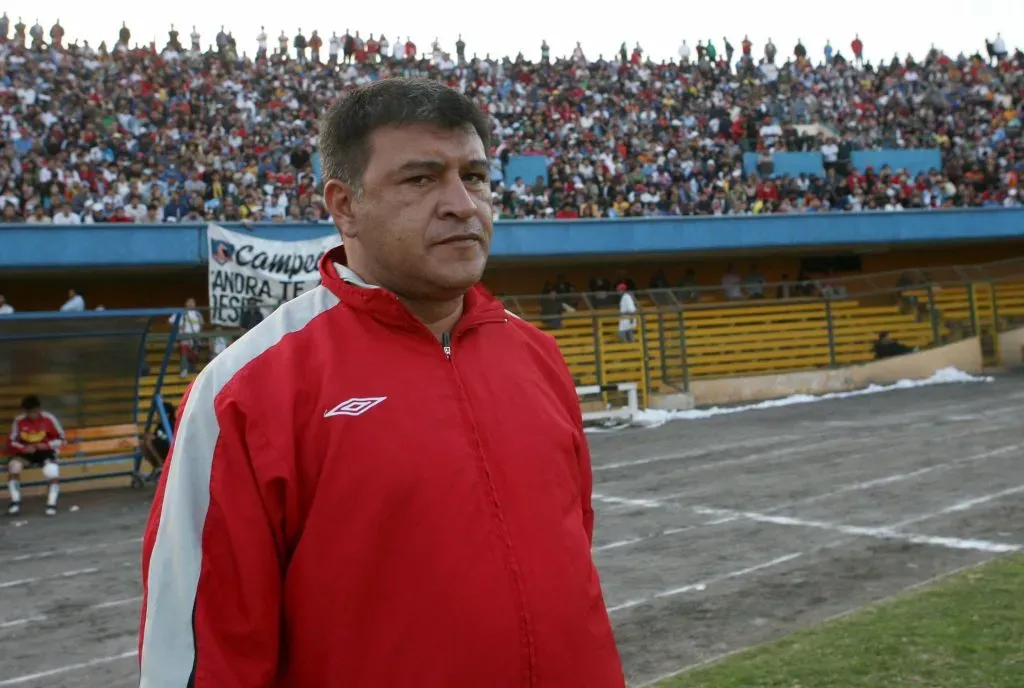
437,175,480,220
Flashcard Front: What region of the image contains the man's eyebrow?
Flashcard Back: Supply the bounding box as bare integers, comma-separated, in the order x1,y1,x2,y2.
392,158,491,175
394,159,445,175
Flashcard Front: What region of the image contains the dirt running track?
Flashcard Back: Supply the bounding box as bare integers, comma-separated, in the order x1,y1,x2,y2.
1,373,1022,687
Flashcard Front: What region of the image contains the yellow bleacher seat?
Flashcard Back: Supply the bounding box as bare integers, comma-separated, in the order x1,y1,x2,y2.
11,423,140,495
526,293,961,393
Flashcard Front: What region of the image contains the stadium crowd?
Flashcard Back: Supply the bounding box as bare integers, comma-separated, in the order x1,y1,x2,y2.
0,17,1020,224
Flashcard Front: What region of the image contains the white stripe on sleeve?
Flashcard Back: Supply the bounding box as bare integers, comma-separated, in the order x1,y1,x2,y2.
140,286,340,686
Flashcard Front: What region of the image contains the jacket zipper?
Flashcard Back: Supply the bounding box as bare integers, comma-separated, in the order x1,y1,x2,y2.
442,331,452,360
438,323,535,683
440,312,507,360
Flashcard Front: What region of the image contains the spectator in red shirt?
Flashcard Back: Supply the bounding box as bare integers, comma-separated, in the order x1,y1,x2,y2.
851,34,864,66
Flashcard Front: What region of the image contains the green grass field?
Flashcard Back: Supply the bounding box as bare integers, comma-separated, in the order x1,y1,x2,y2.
659,554,1024,688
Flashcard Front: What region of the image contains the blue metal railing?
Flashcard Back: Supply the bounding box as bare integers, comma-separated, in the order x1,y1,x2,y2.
155,393,175,446
133,392,176,482
142,314,181,439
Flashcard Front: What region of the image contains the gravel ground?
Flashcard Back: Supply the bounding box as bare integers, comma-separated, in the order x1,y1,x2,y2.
1,373,1022,687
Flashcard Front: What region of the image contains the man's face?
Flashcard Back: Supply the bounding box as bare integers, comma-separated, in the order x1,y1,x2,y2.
328,123,493,302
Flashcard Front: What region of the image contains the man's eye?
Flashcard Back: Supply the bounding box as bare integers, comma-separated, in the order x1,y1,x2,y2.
406,176,431,186
465,174,488,184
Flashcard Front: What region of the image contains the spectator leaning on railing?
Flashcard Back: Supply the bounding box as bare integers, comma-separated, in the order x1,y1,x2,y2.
0,20,1019,225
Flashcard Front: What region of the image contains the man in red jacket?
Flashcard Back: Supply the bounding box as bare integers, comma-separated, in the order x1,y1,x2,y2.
7,395,65,516
139,78,625,687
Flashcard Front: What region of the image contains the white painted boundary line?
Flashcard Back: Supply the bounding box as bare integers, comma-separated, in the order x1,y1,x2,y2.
593,517,739,554
0,596,141,630
690,482,1024,555
0,615,46,629
594,420,1013,515
604,482,1024,615
596,435,846,477
0,567,100,589
590,442,1021,554
0,537,141,566
608,553,804,614
0,650,137,687
592,494,666,509
592,433,804,472
693,507,1021,554
595,410,1008,480
653,443,1021,512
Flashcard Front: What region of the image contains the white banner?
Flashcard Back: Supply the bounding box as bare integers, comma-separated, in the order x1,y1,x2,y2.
207,224,341,327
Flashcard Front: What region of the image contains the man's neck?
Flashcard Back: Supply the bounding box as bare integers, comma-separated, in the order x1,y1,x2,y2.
338,262,463,340
402,298,464,340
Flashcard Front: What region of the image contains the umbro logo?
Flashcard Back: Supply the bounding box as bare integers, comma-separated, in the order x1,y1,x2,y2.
324,397,388,418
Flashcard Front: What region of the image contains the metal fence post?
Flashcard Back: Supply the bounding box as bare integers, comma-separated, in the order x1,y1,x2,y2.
657,311,668,388
926,285,941,346
638,311,652,406
989,281,1002,365
967,283,979,337
824,298,838,367
679,309,691,393
591,313,604,388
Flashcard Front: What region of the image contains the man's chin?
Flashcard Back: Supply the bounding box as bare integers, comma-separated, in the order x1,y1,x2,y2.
431,262,487,295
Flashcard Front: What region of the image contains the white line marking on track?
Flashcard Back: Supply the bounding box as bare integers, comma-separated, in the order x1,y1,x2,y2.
592,494,665,509
0,650,137,687
796,444,1022,505
596,435,843,477
694,483,1024,554
693,507,1021,554
592,434,805,472
0,567,100,589
0,596,144,631
0,537,141,565
606,482,1024,620
592,517,738,553
0,615,46,629
934,484,1024,515
652,443,1020,514
93,595,142,610
607,553,804,614
591,443,1022,555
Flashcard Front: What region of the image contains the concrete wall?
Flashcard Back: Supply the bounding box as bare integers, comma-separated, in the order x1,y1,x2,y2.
998,327,1024,367
666,338,983,407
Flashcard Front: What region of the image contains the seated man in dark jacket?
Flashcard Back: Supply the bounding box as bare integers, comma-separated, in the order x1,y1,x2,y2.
873,331,916,359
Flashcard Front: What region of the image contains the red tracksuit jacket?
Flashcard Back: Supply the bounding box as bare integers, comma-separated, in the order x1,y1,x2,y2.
9,413,65,455
139,247,625,687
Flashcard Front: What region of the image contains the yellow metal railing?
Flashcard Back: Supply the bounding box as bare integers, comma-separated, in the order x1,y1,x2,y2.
501,256,1024,319
526,278,1024,399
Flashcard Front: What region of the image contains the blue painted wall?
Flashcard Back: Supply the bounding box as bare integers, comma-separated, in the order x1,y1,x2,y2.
505,155,549,186
2,208,1022,269
742,149,944,178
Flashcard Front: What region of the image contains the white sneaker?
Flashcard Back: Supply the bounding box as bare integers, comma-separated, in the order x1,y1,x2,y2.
7,503,20,516
45,506,57,517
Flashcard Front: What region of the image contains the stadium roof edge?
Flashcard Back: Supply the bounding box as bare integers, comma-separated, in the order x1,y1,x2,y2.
0,308,184,321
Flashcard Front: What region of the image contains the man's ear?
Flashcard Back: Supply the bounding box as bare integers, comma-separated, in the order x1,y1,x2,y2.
323,179,360,239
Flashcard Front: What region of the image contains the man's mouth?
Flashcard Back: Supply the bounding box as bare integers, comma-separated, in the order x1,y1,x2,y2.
437,234,482,245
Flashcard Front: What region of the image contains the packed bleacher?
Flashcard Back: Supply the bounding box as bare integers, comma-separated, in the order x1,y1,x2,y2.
0,17,1021,224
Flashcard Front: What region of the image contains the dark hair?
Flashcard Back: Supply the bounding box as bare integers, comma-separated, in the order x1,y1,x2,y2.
20,395,41,411
317,78,491,192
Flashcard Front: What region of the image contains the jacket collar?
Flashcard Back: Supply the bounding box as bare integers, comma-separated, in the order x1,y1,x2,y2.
318,245,505,332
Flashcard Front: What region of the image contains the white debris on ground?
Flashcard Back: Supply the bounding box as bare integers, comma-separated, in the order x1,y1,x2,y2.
587,368,994,432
